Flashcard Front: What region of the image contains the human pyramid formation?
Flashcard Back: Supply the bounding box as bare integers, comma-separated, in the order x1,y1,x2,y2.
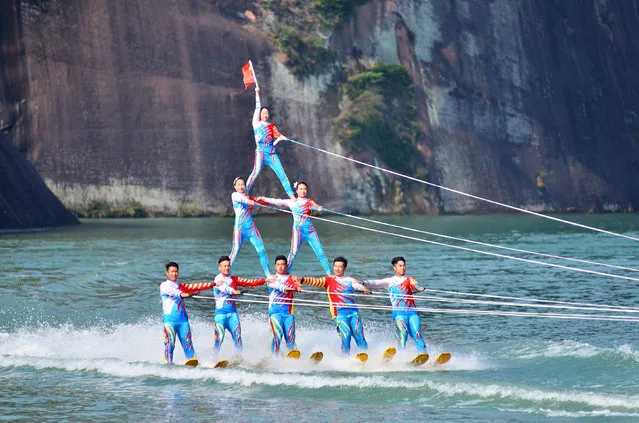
159,63,448,368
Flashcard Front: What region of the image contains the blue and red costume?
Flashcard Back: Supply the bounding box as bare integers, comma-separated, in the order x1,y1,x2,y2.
212,273,266,357
267,274,301,355
246,92,294,197
261,197,331,275
160,280,216,364
229,191,270,276
364,276,427,353
302,276,369,354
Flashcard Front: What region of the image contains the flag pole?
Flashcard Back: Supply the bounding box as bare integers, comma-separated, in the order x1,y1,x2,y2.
249,60,260,90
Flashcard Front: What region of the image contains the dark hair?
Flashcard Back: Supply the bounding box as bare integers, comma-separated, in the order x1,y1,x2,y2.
391,256,406,266
333,256,348,268
166,261,179,271
275,255,288,264
233,177,244,185
294,181,307,190
260,106,269,116
218,255,231,264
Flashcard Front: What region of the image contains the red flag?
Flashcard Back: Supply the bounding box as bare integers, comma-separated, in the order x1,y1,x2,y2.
241,62,256,89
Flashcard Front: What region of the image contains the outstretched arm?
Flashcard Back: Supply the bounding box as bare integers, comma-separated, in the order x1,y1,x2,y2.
178,281,217,294
232,276,267,288
409,277,425,292
300,276,327,288
363,277,392,289
257,197,293,208
352,279,371,294
309,199,323,212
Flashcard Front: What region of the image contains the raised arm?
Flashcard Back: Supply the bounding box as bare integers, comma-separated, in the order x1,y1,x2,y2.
253,87,261,127
232,276,267,288
300,276,327,288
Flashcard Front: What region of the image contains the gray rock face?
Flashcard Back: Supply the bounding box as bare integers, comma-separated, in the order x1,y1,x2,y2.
334,0,639,212
0,133,78,229
3,0,639,216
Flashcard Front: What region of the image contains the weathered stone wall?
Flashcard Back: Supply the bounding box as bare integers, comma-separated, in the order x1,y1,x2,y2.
3,0,639,217
334,0,639,212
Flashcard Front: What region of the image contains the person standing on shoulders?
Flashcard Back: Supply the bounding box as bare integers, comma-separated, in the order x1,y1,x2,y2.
257,181,332,275
229,177,271,277
246,86,295,199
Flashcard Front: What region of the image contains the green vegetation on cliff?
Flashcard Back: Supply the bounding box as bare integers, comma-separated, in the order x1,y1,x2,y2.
332,63,421,174
261,0,370,76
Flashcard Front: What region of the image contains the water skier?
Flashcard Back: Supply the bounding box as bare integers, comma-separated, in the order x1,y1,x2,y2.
229,176,271,276
160,262,216,365
364,257,428,354
267,255,303,355
246,86,295,199
301,256,371,355
212,255,269,359
257,181,332,275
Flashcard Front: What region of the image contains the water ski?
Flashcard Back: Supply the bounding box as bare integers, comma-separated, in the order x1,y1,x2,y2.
355,352,368,363
184,358,199,367
310,351,323,363
409,353,429,366
433,352,451,365
212,359,229,369
382,347,397,362
286,349,301,359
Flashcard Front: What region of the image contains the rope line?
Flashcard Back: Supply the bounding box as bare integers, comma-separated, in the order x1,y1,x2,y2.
286,138,639,243
191,294,639,323
298,288,639,313
254,203,639,283
321,207,639,273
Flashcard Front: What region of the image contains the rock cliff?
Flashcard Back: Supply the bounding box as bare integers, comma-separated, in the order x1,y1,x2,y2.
2,0,639,217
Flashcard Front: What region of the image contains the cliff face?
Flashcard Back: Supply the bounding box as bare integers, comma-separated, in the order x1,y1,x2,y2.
334,0,639,212
4,0,639,215
1,0,78,229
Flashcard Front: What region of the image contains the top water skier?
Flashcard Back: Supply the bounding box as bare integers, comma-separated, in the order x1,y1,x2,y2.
246,86,295,200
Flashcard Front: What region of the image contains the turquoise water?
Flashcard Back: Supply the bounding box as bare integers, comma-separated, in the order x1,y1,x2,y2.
1,214,638,422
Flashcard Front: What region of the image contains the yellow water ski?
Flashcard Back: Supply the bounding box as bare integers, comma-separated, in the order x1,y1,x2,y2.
409,353,429,366
355,352,368,363
285,349,301,359
310,351,323,363
382,347,397,362
184,358,199,367
434,352,451,365
212,359,229,368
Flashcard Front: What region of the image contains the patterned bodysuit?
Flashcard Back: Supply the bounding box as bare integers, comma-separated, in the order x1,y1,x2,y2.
303,275,369,354
262,196,331,275
267,274,301,354
160,280,216,364
229,191,270,276
364,275,427,354
211,273,266,357
245,93,294,197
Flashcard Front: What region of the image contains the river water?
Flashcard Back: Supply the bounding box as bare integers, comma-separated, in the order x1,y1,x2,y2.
1,214,638,422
